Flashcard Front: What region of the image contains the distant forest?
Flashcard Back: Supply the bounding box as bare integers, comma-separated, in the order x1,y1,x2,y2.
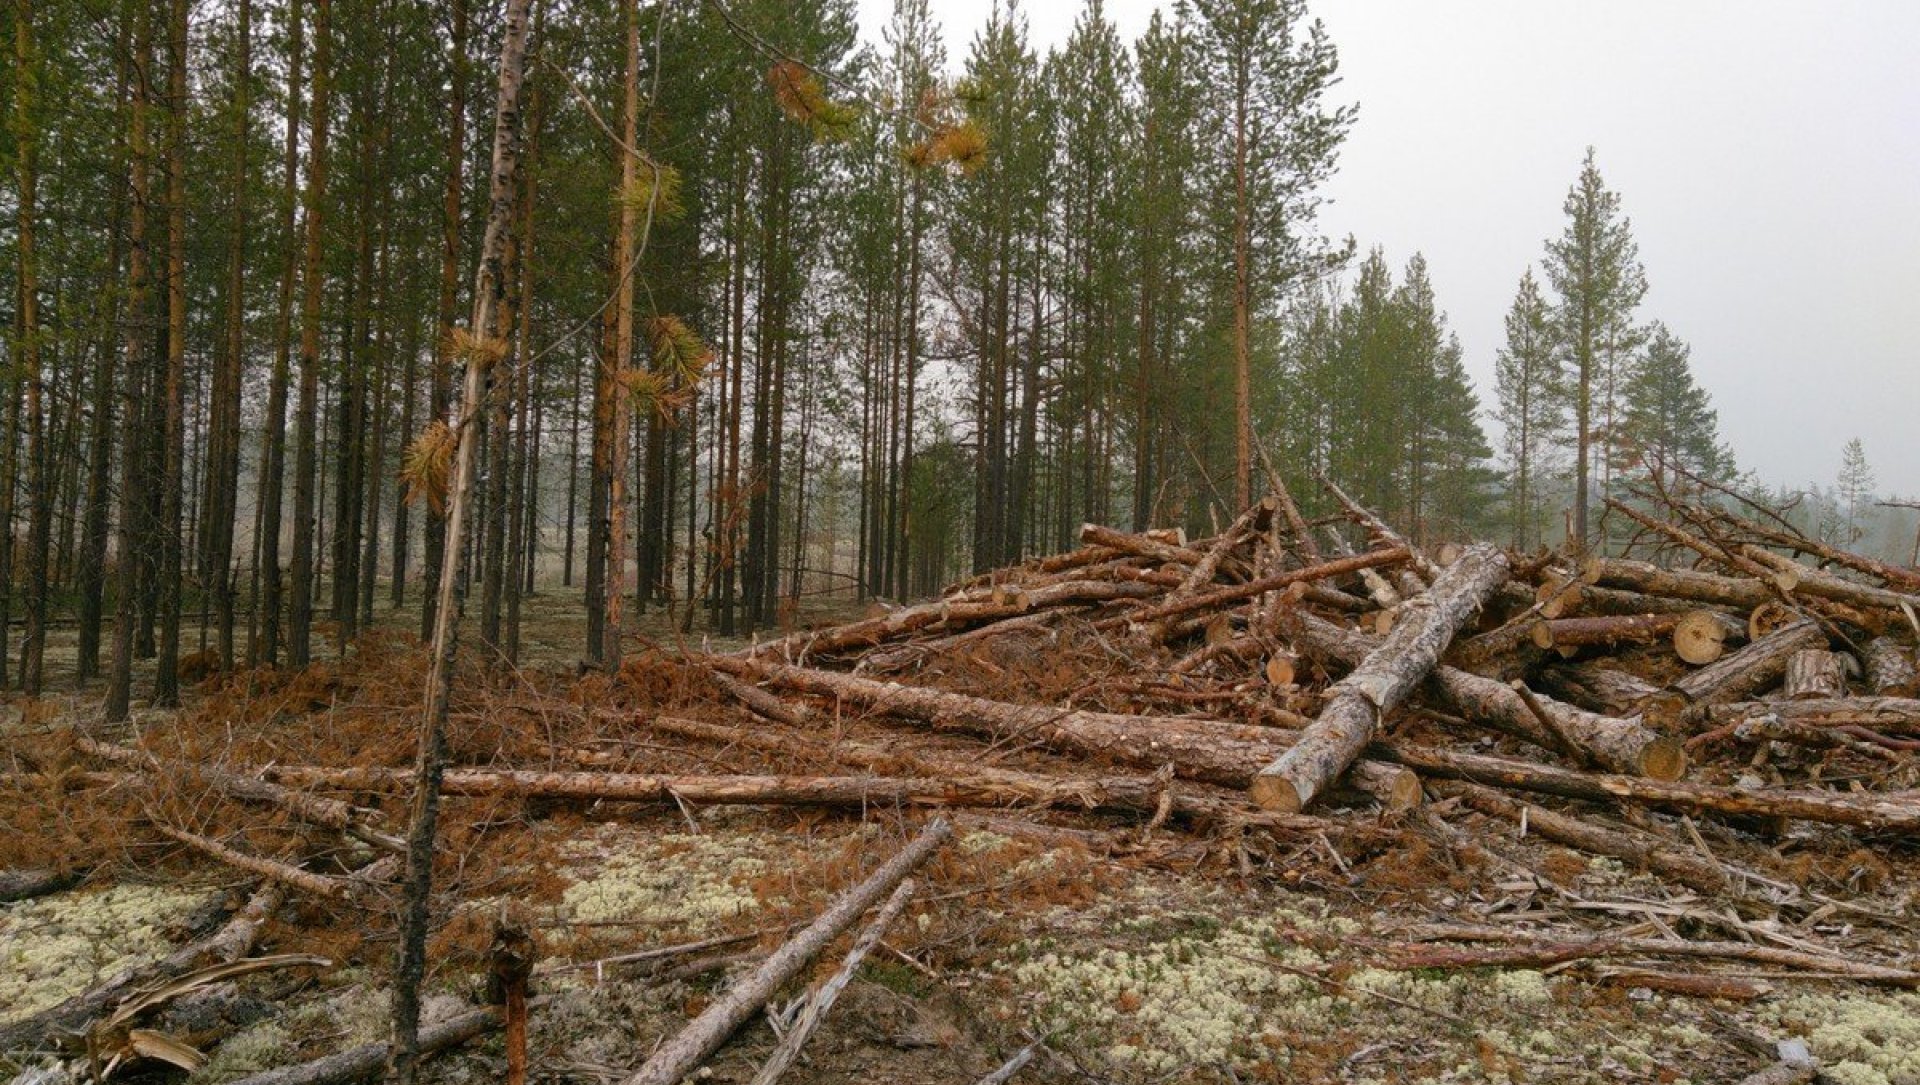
0,0,1910,702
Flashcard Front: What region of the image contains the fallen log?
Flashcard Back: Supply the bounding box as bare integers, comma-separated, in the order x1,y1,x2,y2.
1251,545,1510,812
1372,741,1920,831
1712,507,1920,591
217,1004,507,1085
1860,637,1917,696
265,764,1184,816
1530,613,1679,653
1536,664,1665,717
1682,696,1920,734
1432,781,1732,895
0,868,79,903
1582,556,1774,610
619,819,951,1085
1782,649,1848,700
155,826,360,900
1382,926,1920,986
1738,544,1920,615
746,878,918,1085
1650,621,1827,719
1291,612,1685,780
1672,610,1747,666
1096,547,1411,631
711,657,1417,812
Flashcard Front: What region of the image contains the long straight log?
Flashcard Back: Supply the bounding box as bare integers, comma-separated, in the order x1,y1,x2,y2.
265,765,1176,815
1383,926,1920,986
1713,508,1920,591
1100,547,1410,631
711,658,1416,812
1582,556,1774,610
1371,741,1920,831
1251,545,1510,811
1530,613,1679,652
1291,613,1685,779
1738,544,1920,615
1649,620,1827,720
619,820,952,1085
1431,781,1733,895
1682,696,1920,734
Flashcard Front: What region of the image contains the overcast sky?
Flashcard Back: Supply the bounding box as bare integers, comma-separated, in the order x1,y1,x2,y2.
853,1,1920,497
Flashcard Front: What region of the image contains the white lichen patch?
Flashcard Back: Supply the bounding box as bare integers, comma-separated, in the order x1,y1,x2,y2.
558,826,776,933
197,982,464,1083
0,883,209,1023
1761,989,1920,1085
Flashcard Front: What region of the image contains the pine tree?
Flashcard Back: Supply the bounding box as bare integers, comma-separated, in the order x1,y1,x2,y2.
1620,322,1727,484
1541,147,1646,546
1837,438,1875,545
1493,268,1565,549
1189,0,1353,509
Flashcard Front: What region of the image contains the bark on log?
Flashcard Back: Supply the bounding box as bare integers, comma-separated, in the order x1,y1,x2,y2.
1096,548,1410,631
1077,523,1206,569
216,1005,506,1085
265,765,1182,816
1782,649,1847,700
1673,610,1747,666
1545,581,1711,619
1682,696,1920,735
1530,613,1679,652
710,657,1411,814
1251,545,1510,812
1860,637,1918,696
1432,781,1731,895
618,819,951,1085
1649,621,1827,721
1383,927,1919,986
1371,741,1920,831
1535,665,1665,717
1582,557,1773,610
1738,544,1920,615
1446,619,1548,682
1292,613,1685,780
0,868,78,903
746,878,917,1085
1320,472,1439,585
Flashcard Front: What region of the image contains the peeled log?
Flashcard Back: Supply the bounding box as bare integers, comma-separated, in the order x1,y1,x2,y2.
1782,649,1847,700
1251,545,1510,812
1673,610,1747,665
1861,637,1919,696
1293,613,1686,780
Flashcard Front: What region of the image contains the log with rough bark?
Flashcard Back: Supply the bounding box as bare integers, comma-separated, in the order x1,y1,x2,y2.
1738,544,1920,616
1445,618,1548,682
1251,545,1510,812
1371,741,1920,831
746,878,918,1085
1097,547,1411,631
1647,620,1827,720
1536,664,1665,717
265,764,1185,816
619,819,951,1085
1860,637,1918,696
1672,610,1747,665
1431,781,1734,895
710,657,1417,812
1682,696,1920,735
215,1004,508,1085
1291,613,1685,780
1782,649,1848,700
1582,556,1774,610
1542,580,1710,620
1319,472,1439,586
1383,926,1920,986
1077,523,1206,569
0,868,78,902
156,825,359,899
1529,613,1679,653
1713,506,1920,591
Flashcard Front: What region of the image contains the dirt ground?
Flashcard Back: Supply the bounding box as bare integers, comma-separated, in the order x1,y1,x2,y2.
4,591,1919,1084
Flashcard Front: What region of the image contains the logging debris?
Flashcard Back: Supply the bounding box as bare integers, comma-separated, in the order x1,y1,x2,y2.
5,484,1920,1083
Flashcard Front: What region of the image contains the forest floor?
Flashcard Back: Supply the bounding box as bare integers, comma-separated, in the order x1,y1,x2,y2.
4,579,1920,1085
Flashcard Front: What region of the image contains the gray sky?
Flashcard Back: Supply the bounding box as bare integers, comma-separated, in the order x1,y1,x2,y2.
855,1,1920,497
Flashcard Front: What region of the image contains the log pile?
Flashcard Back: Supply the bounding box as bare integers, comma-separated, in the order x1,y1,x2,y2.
9,479,1920,1082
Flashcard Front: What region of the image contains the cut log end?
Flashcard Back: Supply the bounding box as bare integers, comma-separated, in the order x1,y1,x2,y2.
1674,610,1743,666
1248,773,1305,813
1265,654,1298,687
1638,737,1690,782
1537,576,1581,619
1749,601,1797,641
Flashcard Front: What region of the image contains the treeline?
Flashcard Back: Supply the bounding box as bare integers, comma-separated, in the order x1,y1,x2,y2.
0,0,1755,704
